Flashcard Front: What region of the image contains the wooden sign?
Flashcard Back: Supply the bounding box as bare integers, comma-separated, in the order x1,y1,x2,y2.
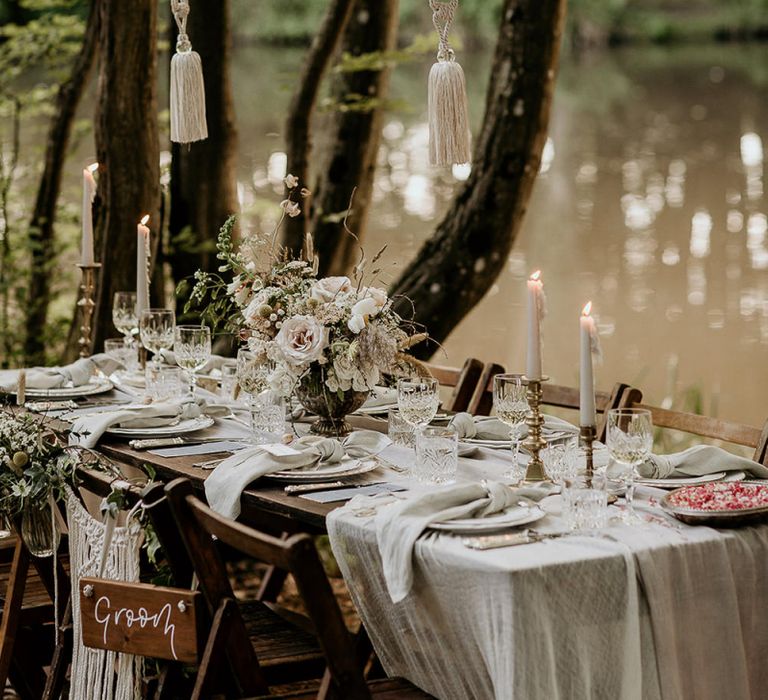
79,577,203,664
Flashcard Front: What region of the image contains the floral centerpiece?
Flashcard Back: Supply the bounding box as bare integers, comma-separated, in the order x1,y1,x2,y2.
187,177,425,435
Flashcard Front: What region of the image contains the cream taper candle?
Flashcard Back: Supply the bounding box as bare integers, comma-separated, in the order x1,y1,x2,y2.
80,163,98,265
136,215,150,317
526,271,544,379
580,301,597,426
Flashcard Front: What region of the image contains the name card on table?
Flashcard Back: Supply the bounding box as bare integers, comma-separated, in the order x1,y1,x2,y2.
79,577,202,664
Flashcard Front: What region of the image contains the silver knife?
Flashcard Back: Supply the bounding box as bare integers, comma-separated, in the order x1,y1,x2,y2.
463,530,568,550
284,480,385,495
129,436,247,450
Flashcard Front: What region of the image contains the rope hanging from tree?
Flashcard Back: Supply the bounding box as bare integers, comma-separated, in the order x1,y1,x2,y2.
170,0,208,144
427,0,471,167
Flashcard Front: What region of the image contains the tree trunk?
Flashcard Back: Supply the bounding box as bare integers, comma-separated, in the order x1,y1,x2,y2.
169,0,238,304
282,0,356,255
87,0,160,354
390,0,567,358
24,0,99,364
311,0,399,277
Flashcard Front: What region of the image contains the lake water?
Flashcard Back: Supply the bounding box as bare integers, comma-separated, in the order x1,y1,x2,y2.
232,42,767,427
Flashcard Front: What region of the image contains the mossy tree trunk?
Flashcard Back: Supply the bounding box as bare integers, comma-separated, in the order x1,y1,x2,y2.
389,0,567,357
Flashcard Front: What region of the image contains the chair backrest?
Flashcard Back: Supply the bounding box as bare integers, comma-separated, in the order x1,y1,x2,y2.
621,390,768,464
164,478,372,700
425,357,484,413
467,363,634,441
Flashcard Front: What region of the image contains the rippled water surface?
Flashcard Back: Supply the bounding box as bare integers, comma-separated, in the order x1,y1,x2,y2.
232,43,767,425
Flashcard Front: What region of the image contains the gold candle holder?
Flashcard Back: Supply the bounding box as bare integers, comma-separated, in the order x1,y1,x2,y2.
522,375,549,482
580,424,597,486
76,263,101,358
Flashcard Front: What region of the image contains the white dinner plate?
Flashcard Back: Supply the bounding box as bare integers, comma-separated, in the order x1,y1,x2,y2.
19,377,114,400
430,505,546,534
106,415,215,438
265,458,381,483
354,404,399,416
635,471,727,489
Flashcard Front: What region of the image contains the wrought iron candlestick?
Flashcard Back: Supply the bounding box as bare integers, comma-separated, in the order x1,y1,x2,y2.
580,424,597,486
522,376,549,482
76,263,101,358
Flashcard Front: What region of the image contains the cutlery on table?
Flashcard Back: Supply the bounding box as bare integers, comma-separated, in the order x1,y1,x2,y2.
285,480,386,495
129,436,248,450
463,529,569,550
193,457,229,469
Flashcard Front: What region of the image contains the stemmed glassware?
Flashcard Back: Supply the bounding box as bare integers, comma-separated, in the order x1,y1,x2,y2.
139,309,176,368
606,408,653,522
112,292,138,347
396,377,440,433
236,348,283,443
174,325,211,397
493,374,530,483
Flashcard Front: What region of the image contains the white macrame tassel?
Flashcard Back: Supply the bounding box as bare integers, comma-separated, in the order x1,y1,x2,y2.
170,0,208,144
428,0,471,167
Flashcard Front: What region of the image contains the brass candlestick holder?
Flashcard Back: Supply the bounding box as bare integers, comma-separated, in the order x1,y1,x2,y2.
522,375,549,482
580,424,597,486
76,263,101,358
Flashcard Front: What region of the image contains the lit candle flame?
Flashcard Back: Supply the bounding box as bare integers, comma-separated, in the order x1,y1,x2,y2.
139,214,150,226
87,163,99,173
530,270,541,282
582,301,592,316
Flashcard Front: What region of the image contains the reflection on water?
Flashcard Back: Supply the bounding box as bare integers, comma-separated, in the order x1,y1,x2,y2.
230,43,768,424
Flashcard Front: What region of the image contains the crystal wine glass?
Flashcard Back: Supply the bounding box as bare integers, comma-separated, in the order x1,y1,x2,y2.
606,408,653,523
493,374,529,483
236,349,282,443
174,325,211,397
397,377,440,431
139,309,176,368
112,291,138,347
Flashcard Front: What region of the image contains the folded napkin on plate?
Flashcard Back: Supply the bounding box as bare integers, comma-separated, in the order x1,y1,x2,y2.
68,398,230,449
205,430,392,519
449,412,578,441
375,480,554,603
0,354,121,392
361,386,398,410
631,444,768,480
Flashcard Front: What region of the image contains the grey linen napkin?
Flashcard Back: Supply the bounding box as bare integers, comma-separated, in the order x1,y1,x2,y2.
361,386,398,409
159,350,230,374
449,412,578,441
375,481,554,603
634,445,768,480
68,398,230,448
0,354,121,392
205,430,392,519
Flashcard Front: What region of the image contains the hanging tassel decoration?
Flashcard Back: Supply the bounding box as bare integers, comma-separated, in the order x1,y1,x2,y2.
428,0,471,167
170,0,208,144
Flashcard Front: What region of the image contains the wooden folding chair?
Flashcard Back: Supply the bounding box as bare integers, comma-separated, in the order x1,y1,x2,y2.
164,478,432,699
467,363,635,441
424,358,484,413
621,388,768,465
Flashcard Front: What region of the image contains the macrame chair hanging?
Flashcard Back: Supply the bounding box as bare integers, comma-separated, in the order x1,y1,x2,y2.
427,0,471,167
170,0,208,144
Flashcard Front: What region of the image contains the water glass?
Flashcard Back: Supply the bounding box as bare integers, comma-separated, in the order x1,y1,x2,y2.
236,348,271,395
249,392,286,444
606,408,653,522
104,338,138,372
145,365,184,402
388,409,415,448
174,325,212,396
541,438,579,484
562,474,608,531
397,377,439,428
492,373,529,480
414,426,458,484
112,291,138,343
140,309,176,367
220,362,238,401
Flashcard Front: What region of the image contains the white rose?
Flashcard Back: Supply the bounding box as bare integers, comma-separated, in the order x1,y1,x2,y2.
351,297,379,318
348,314,366,334
359,286,388,308
275,315,328,367
310,276,352,303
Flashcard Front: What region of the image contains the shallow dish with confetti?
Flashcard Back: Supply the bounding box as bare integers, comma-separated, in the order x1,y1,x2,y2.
662,481,768,527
